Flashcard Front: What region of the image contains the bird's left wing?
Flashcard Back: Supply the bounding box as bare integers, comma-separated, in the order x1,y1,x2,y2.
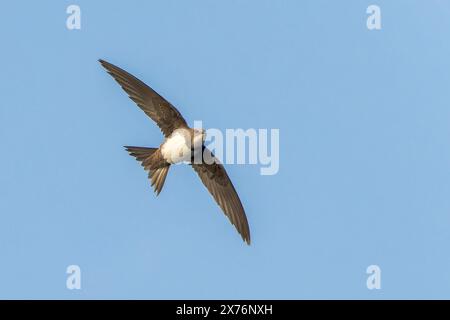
99,59,188,137
191,148,251,244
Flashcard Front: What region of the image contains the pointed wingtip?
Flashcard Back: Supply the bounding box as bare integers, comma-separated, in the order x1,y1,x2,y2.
98,59,110,69
123,146,132,155
99,59,109,71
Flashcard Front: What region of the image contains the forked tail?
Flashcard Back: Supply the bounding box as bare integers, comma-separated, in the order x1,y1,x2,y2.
124,146,170,195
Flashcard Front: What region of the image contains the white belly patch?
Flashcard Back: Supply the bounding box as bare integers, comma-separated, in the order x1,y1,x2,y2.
161,131,191,164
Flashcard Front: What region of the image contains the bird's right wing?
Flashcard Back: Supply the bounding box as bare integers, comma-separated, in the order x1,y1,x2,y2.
191,148,251,244
99,59,188,137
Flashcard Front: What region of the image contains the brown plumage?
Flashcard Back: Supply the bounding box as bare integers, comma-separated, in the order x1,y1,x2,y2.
100,59,251,244
124,146,169,196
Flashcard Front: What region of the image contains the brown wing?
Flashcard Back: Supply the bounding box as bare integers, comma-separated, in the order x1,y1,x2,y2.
99,59,188,137
192,148,251,244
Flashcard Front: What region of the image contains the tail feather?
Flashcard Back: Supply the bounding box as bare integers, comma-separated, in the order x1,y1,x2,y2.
125,146,170,195
125,146,158,164
150,167,169,196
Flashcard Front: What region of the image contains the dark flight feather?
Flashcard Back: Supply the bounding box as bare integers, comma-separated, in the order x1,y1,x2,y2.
99,59,188,137
192,148,251,244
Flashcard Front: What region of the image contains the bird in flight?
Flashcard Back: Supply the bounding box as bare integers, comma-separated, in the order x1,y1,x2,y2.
99,59,251,244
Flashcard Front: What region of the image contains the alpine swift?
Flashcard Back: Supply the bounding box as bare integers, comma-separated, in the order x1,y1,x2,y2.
99,59,251,244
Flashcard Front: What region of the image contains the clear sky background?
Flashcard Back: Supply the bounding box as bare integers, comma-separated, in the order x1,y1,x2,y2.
1,1,450,299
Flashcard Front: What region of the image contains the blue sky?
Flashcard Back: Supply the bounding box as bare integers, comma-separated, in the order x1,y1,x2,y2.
1,1,450,299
